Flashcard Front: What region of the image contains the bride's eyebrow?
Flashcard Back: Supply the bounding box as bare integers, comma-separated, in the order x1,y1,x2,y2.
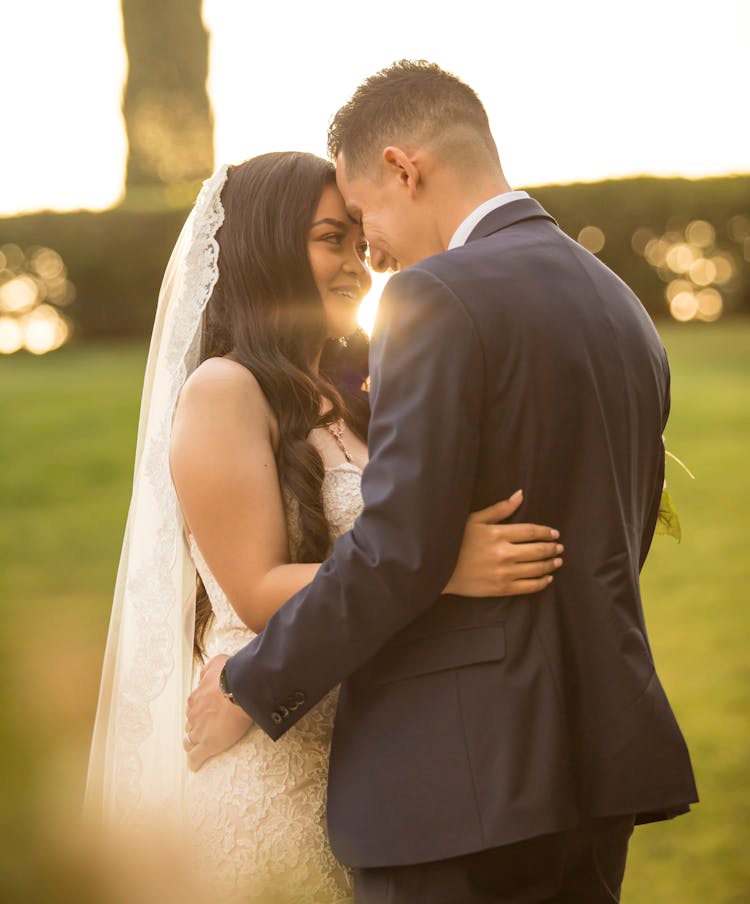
310,217,350,230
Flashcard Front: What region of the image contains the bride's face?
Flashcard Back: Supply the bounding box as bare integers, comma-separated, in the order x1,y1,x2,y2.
308,184,371,339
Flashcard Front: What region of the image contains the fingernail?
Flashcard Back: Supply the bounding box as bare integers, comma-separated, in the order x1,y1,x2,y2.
547,575,554,583
556,544,564,553
550,529,560,538
554,558,563,567
511,489,523,501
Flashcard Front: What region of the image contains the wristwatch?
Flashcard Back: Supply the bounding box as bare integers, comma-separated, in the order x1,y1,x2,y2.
219,664,236,704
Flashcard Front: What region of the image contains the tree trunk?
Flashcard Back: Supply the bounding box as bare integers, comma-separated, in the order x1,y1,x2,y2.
121,0,213,197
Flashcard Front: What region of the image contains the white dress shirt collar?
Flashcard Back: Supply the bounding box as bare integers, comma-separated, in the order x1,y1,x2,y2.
448,190,530,250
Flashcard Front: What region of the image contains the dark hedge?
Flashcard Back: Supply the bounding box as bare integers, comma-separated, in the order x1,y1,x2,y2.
530,175,749,321
0,175,747,339
0,206,187,338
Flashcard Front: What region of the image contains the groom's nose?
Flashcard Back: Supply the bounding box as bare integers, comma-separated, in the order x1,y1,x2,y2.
369,245,399,273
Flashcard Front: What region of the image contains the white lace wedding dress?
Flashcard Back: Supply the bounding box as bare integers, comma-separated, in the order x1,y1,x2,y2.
185,461,363,903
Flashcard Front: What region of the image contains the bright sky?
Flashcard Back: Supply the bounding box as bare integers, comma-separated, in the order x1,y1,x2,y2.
0,0,748,217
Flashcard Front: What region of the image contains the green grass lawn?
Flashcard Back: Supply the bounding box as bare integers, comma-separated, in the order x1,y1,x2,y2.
0,323,748,901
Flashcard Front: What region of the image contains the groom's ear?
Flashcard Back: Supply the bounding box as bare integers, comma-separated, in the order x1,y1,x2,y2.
382,146,421,198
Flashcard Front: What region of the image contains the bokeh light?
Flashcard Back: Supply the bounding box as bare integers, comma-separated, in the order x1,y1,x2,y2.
666,243,698,274
670,291,699,322
0,275,39,314
695,288,723,322
0,243,73,354
577,225,606,254
631,227,654,256
727,214,750,243
710,254,735,285
644,238,670,268
688,258,717,286
30,247,65,281
666,279,693,302
633,218,742,323
22,304,71,354
685,219,716,248
0,316,24,353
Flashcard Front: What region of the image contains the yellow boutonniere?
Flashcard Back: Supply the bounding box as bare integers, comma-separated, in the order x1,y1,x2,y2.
656,447,695,542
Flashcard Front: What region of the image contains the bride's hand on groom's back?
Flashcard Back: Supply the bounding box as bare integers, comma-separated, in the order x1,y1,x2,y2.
444,490,563,598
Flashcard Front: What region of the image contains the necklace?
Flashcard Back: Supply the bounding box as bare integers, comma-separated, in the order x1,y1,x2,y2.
326,418,354,463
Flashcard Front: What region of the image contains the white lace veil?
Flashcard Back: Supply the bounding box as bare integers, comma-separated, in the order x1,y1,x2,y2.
85,165,230,827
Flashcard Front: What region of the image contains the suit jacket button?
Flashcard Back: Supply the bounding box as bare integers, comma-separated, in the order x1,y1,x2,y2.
271,711,282,725
279,705,289,719
294,690,306,704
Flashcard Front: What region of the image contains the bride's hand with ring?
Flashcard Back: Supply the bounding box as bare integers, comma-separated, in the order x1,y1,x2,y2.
184,654,254,772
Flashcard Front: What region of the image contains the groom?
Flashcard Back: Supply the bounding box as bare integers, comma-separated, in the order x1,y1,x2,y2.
188,61,697,901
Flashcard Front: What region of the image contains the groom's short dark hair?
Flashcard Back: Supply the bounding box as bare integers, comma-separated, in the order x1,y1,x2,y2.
328,60,500,178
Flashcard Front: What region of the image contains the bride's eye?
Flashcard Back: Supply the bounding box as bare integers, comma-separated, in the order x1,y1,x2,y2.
322,232,344,246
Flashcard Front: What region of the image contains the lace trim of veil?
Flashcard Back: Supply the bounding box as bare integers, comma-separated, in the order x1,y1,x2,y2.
85,165,229,827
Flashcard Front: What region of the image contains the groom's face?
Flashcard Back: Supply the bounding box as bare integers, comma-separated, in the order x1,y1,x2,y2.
335,153,413,273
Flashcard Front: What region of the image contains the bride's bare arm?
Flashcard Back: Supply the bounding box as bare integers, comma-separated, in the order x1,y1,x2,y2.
170,358,323,634
171,360,564,639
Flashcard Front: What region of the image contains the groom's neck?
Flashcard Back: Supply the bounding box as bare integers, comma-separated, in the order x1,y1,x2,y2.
436,170,514,251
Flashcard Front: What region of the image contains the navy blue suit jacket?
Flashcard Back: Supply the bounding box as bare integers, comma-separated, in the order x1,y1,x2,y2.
225,198,698,868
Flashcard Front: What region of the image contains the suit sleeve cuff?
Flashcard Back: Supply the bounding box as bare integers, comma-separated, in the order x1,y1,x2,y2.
224,647,305,741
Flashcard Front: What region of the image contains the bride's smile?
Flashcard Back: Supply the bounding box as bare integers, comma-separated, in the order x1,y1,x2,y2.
307,183,371,340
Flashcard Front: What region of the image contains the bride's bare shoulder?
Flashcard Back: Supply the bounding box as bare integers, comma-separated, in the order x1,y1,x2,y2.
179,357,263,407
183,355,257,391
174,357,277,439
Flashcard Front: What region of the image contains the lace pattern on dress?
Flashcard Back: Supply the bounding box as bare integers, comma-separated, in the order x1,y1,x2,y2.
185,465,363,903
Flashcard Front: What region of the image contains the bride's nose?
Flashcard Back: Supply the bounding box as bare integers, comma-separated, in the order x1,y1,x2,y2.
343,248,372,292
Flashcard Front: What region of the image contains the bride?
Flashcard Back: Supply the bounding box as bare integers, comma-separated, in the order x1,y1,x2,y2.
85,152,564,902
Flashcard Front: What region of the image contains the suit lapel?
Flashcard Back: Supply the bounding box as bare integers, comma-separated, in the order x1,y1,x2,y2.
465,198,558,244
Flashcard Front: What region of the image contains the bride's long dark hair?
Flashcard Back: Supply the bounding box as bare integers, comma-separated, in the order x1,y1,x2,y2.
193,152,370,658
